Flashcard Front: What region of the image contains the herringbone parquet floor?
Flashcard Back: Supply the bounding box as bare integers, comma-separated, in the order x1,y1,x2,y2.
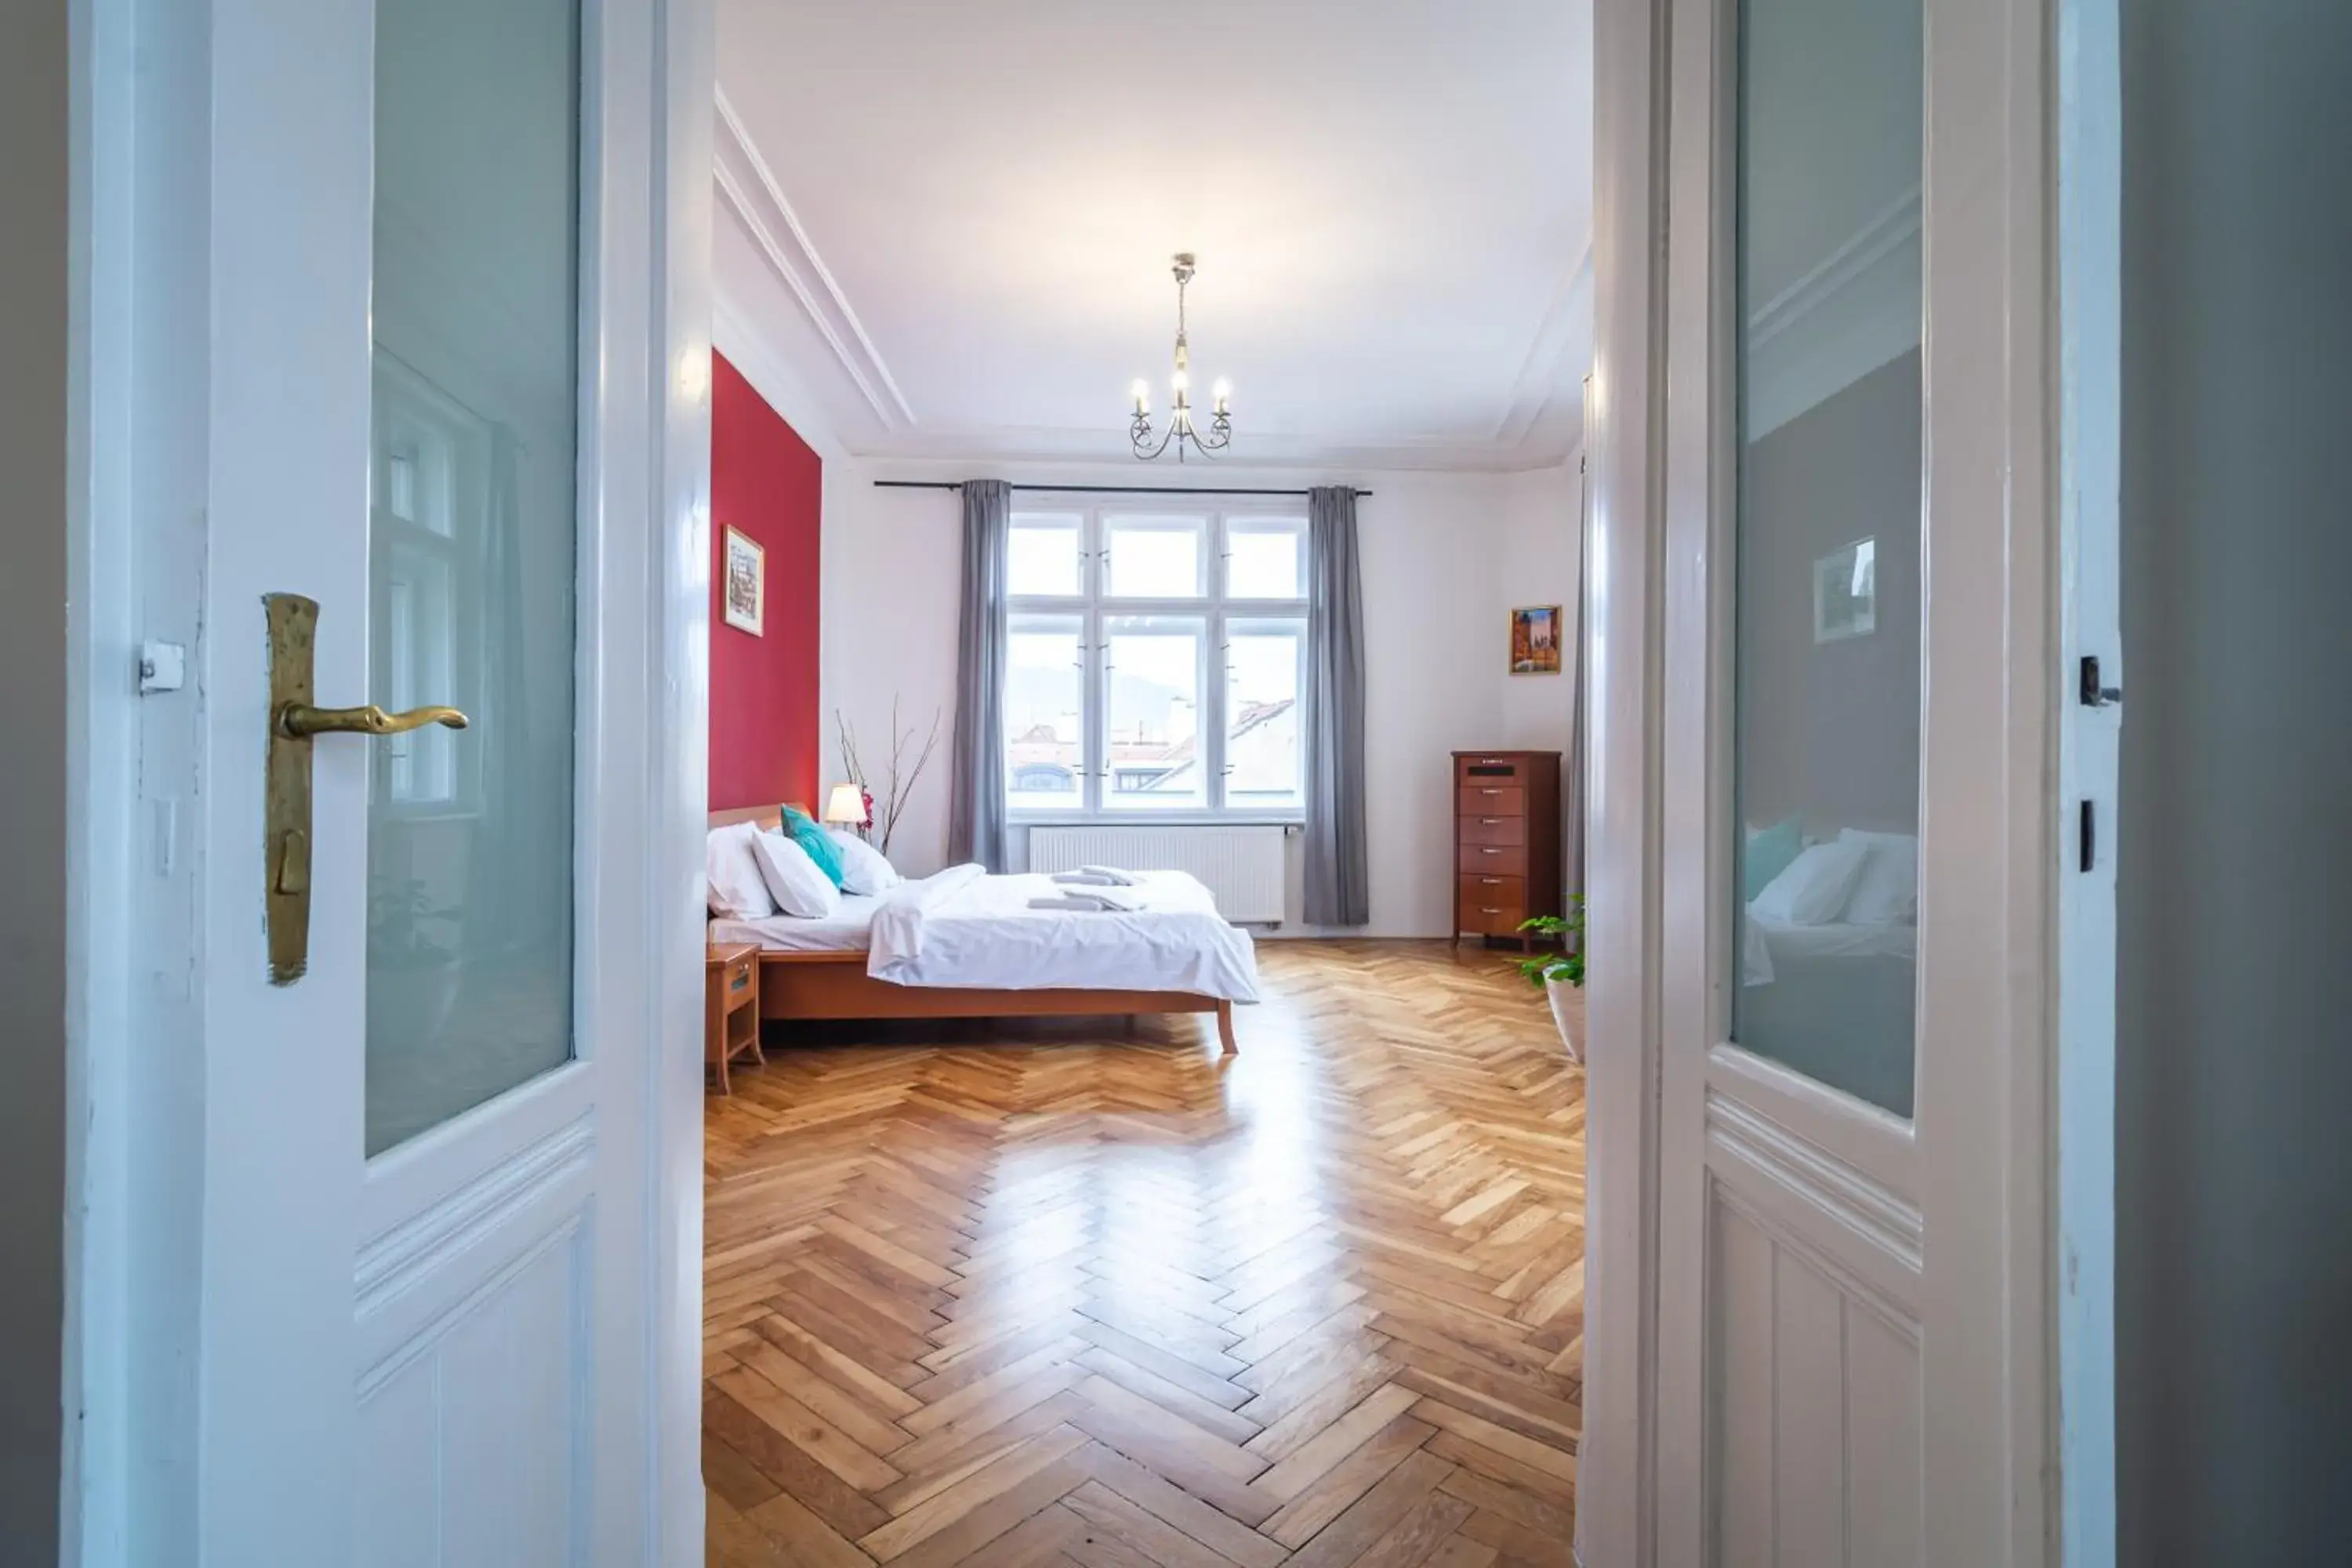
703,939,1586,1568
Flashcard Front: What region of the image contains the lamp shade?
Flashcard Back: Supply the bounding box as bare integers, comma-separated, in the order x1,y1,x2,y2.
822,782,869,826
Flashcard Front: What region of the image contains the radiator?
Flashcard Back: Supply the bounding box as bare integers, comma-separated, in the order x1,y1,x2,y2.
1027,825,1288,924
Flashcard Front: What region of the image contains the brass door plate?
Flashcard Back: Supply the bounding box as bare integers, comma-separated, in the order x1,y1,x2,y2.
265,593,319,984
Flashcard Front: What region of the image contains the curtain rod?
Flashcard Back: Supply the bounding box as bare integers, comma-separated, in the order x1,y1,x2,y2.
873,480,1373,499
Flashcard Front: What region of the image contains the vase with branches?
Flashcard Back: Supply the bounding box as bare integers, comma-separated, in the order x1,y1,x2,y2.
836,699,941,857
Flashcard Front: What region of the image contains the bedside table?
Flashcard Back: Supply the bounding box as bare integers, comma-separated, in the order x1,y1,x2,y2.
705,942,763,1094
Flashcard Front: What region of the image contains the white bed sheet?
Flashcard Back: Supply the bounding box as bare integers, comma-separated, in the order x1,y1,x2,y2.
709,897,879,953
870,865,1261,1003
709,865,1262,1004
707,867,974,953
1742,913,1917,987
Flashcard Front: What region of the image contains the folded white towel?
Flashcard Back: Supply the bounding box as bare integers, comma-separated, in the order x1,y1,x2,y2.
1078,864,1139,886
1027,887,1145,913
1051,870,1120,886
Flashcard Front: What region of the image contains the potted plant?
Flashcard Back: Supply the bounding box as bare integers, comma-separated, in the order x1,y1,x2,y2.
1515,898,1585,1062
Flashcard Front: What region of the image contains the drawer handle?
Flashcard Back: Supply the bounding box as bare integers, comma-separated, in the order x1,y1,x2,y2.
1480,788,1501,795
1481,877,1501,884
1482,906,1503,914
1481,818,1500,825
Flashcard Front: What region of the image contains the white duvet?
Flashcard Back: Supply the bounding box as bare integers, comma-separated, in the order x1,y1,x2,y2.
713,864,1261,1003
868,864,1261,1003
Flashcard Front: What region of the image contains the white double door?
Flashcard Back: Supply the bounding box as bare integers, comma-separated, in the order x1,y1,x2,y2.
105,0,710,1560
1628,0,2063,1560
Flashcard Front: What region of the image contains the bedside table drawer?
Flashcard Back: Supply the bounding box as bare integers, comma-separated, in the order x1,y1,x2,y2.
721,953,755,997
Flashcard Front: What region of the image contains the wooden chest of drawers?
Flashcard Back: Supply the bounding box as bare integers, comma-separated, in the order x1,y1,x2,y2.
1453,750,1565,948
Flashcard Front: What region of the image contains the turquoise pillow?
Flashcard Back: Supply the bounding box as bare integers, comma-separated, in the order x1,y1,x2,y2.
1744,815,1804,901
780,804,845,887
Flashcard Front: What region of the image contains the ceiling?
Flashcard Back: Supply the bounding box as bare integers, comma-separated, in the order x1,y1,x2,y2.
713,0,1595,471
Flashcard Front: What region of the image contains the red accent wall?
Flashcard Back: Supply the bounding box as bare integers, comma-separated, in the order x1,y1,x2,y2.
710,350,822,811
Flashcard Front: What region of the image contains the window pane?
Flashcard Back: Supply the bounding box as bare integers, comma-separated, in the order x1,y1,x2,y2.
1227,624,1303,809
1730,0,1922,1116
1105,517,1204,599
366,0,579,1155
1009,514,1083,597
1227,521,1305,600
1006,617,1084,810
1105,617,1204,808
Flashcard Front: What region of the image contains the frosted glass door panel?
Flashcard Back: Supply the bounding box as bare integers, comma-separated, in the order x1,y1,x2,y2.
366,0,582,1155
1730,0,1923,1116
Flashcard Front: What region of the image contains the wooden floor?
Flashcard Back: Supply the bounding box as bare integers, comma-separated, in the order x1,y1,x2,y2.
702,939,1586,1568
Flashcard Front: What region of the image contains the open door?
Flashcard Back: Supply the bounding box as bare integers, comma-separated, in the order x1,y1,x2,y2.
89,0,712,1558
1605,0,2059,1557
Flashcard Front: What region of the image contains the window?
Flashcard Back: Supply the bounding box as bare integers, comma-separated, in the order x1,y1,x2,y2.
371,358,488,812
1004,507,1308,818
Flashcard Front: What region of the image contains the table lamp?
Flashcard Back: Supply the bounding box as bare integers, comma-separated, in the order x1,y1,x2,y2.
822,782,870,837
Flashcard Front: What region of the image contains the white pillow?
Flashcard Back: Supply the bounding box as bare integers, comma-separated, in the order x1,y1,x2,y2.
1838,829,1919,925
705,822,775,920
751,829,842,919
825,828,902,898
1750,840,1870,925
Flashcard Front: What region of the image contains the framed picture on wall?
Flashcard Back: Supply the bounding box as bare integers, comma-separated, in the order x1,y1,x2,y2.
1813,535,1878,643
1510,605,1564,674
722,524,764,635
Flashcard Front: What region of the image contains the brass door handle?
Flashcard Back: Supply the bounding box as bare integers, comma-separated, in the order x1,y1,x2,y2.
276,702,468,739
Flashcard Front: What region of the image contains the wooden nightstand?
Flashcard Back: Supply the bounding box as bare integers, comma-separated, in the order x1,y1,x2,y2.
705,942,763,1094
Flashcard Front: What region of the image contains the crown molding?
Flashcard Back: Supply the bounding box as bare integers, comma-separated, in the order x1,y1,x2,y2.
1494,241,1596,448
848,418,1581,474
713,88,913,430
1748,183,1923,350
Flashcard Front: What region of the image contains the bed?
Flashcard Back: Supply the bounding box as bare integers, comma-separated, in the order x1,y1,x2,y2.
1739,913,1918,1113
706,808,1256,1053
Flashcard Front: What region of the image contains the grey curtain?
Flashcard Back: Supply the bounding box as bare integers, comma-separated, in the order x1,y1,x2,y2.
1304,485,1370,926
948,479,1011,870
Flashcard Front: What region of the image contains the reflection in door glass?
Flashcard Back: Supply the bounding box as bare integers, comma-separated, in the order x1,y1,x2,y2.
366,0,580,1154
1730,0,1922,1116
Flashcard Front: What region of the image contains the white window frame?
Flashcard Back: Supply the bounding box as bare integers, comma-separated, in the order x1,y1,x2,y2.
1004,503,1308,823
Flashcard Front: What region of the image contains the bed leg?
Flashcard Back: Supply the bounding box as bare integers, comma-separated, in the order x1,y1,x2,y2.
1215,1000,1237,1057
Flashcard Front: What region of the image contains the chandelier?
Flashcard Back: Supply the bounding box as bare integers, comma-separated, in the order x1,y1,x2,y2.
1128,253,1231,462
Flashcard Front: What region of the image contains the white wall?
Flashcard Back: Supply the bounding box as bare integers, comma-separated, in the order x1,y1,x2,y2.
818,456,1581,936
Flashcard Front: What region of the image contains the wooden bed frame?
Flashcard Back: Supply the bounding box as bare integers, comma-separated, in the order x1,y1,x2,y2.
708,808,1238,1054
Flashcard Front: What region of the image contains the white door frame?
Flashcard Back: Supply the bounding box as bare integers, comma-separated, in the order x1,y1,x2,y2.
1581,0,2061,1560
62,0,714,1559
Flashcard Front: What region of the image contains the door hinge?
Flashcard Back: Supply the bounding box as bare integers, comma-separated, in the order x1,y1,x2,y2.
2078,798,2096,873
2079,655,2122,708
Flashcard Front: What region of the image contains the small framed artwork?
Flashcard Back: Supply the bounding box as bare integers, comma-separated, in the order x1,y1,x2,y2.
1510,605,1564,674
1813,535,1878,643
722,524,764,636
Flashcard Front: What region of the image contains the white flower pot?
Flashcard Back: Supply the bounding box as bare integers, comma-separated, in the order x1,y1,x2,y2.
1546,977,1582,1064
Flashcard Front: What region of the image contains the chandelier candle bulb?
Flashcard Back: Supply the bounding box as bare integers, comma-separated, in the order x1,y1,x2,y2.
1129,251,1232,462
1131,379,1149,414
